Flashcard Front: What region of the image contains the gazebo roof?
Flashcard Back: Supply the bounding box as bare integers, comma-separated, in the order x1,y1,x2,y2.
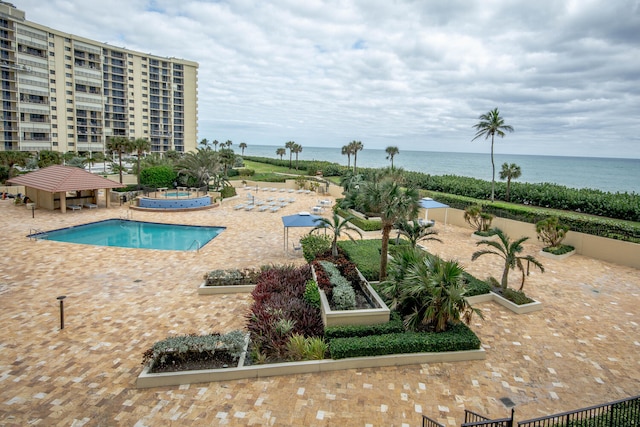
7,165,125,192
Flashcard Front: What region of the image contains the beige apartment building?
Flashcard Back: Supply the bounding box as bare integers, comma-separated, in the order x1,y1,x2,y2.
0,1,198,155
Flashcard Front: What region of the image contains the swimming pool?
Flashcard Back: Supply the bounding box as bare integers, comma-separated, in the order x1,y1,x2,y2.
28,219,225,251
163,191,191,197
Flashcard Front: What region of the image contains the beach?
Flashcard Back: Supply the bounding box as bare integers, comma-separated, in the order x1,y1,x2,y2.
0,193,638,425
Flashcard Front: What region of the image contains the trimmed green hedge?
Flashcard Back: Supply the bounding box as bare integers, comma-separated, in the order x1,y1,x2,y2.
335,207,382,231
324,312,403,340
463,272,492,296
337,239,383,281
429,191,640,244
328,323,481,359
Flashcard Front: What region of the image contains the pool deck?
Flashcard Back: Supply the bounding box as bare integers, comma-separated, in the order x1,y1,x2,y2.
0,193,638,426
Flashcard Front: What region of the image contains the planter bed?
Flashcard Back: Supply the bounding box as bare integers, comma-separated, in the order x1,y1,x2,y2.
136,348,486,388
538,248,576,260
466,291,542,314
471,232,499,241
198,281,256,295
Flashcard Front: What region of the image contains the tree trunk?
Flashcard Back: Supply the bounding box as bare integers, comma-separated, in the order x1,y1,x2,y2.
379,225,392,281
506,177,511,202
490,134,495,202
118,149,123,184
501,261,510,289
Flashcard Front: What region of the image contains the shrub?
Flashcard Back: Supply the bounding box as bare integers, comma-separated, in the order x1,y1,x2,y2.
536,216,570,248
286,334,328,361
542,244,575,255
300,234,332,262
329,323,481,359
318,261,356,310
464,205,494,232
140,165,177,188
237,168,255,176
462,272,492,296
501,288,534,305
226,168,240,177
303,280,321,309
220,185,237,198
142,330,246,370
335,207,382,231
203,268,260,286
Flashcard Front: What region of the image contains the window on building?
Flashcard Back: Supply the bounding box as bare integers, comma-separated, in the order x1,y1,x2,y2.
65,73,71,78
50,70,56,74
65,64,71,69
65,46,71,51
50,79,56,84
52,124,57,128
66,108,73,112
65,55,72,61
51,88,56,93
67,125,73,129
66,82,72,86
49,52,55,57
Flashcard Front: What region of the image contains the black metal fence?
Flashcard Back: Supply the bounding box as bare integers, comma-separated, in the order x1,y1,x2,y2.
462,408,514,427
422,415,445,427
517,395,640,427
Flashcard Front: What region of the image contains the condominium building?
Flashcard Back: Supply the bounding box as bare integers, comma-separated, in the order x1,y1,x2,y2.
0,1,198,155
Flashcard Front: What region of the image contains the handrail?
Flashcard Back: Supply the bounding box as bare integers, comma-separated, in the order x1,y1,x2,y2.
188,239,201,253
28,228,47,240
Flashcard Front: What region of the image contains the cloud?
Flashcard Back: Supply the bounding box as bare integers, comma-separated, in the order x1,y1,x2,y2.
16,0,640,158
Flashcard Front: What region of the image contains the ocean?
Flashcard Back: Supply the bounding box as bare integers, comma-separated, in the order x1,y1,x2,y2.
240,145,640,194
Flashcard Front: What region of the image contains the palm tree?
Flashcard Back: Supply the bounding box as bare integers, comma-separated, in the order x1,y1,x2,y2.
312,213,362,257
385,146,399,170
224,140,233,148
276,147,286,160
285,141,296,169
239,142,247,155
400,254,482,332
341,145,352,168
471,228,544,291
394,219,442,248
199,138,209,149
349,140,363,173
472,108,514,202
175,147,221,187
218,147,235,176
292,143,302,170
106,136,132,183
362,177,419,280
499,162,521,202
130,137,151,187
212,140,219,151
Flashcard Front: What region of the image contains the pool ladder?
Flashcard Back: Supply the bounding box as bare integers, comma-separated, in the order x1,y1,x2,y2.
28,228,47,241
120,210,132,220
188,239,201,253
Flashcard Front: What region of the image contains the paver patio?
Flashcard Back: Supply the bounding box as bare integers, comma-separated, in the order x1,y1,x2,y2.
0,193,638,426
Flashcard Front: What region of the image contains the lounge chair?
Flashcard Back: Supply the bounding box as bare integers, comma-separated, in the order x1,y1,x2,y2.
244,204,255,211
255,200,265,206
296,189,304,193
292,241,302,253
234,204,245,210
68,204,82,212
259,205,269,212
288,198,296,203
279,202,287,208
84,203,98,209
270,206,280,213
288,189,295,193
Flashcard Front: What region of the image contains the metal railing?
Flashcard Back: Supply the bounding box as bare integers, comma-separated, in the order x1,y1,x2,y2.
462,409,514,427
188,239,201,253
422,415,445,427
517,395,639,427
28,228,46,240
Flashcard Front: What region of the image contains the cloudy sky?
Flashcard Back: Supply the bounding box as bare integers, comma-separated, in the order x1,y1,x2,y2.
16,0,640,158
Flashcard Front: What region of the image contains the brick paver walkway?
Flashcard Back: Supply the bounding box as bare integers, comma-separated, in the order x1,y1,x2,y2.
0,193,638,426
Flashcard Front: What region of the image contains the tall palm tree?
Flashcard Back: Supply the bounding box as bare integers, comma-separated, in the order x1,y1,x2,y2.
276,147,286,160
349,140,364,174
199,138,209,149
341,145,352,168
285,141,296,169
130,137,151,187
106,136,132,183
401,254,482,332
472,108,514,202
394,219,442,248
224,140,233,148
292,143,302,170
312,213,362,257
499,162,521,202
239,142,247,155
175,147,221,187
385,146,399,170
212,140,219,151
218,147,235,176
471,228,544,291
362,177,419,280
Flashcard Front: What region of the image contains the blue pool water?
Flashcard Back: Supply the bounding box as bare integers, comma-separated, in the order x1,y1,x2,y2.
163,191,191,197
29,219,225,251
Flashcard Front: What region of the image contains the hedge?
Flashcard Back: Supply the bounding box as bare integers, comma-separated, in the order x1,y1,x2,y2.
335,207,382,231
324,312,403,340
328,323,481,359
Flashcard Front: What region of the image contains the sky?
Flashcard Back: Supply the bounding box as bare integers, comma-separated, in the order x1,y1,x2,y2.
15,0,640,158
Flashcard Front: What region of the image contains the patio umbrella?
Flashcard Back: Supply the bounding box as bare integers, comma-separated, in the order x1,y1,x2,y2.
281,212,325,252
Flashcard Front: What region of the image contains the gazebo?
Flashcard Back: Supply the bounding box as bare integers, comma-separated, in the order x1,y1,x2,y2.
281,212,326,252
418,197,450,225
6,165,125,213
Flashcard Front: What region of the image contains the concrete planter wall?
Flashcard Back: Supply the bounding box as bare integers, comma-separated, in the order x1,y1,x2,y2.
466,291,542,314
312,265,391,327
136,348,486,388
539,248,576,260
198,281,256,295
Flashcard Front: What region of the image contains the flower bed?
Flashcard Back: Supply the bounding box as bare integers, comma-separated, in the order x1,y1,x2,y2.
198,268,260,294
